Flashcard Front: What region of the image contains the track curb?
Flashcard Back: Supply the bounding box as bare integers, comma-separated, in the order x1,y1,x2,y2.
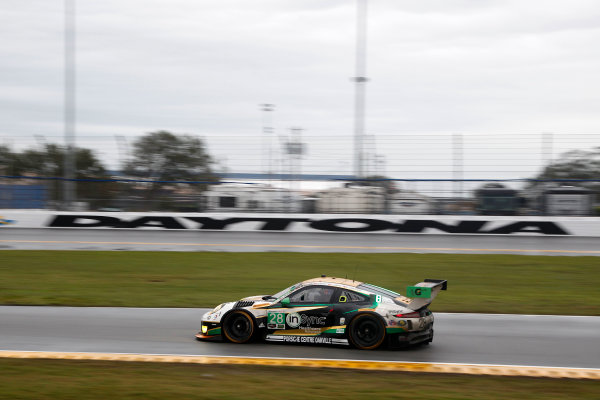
1,351,599,379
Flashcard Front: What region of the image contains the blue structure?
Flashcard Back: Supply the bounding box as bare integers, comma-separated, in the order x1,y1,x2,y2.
0,185,47,209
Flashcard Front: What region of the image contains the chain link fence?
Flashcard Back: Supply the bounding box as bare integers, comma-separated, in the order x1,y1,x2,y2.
1,176,598,216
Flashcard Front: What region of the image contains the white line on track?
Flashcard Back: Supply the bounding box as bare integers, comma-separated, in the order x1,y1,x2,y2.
1,239,600,254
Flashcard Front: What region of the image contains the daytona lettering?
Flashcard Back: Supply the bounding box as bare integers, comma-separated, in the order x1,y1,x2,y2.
47,215,571,235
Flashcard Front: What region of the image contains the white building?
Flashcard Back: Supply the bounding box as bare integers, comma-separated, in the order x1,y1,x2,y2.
202,184,302,212
315,186,386,214
387,190,435,215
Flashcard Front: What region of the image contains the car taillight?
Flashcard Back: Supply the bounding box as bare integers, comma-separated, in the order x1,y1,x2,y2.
394,312,420,318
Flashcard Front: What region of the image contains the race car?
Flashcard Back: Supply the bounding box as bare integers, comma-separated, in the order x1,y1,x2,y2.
196,276,447,350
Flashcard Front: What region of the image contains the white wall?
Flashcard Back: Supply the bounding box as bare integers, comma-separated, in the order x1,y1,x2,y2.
1,210,599,236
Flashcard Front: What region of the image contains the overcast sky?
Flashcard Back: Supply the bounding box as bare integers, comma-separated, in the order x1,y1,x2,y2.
1,0,600,181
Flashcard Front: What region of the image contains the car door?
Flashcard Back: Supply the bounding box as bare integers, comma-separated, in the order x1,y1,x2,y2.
266,285,335,334
329,289,372,330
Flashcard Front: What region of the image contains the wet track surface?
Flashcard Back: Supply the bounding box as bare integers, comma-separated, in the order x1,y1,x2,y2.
3,229,599,369
1,307,598,368
2,228,600,255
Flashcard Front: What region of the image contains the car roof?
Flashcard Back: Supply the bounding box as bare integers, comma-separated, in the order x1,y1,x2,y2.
301,276,363,288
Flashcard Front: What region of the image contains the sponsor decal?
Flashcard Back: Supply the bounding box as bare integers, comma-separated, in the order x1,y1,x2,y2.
286,312,301,328
206,312,220,321
395,295,414,304
267,312,286,329
300,327,323,334
268,311,326,329
266,335,348,345
281,336,334,344
0,216,15,226
339,317,345,325
300,315,327,326
47,215,571,235
407,286,431,298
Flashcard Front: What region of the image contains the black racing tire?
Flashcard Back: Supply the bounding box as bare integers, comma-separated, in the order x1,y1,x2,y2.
222,310,255,344
348,314,386,350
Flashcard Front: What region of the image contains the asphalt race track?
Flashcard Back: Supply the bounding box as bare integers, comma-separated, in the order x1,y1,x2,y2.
3,230,599,371
1,307,598,369
2,228,600,255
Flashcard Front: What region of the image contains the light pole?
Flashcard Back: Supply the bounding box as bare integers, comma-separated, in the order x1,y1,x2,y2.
353,0,368,180
452,133,463,198
284,127,305,211
260,103,275,180
63,0,76,209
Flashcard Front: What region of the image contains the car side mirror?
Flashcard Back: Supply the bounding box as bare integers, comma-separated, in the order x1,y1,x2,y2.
281,298,290,307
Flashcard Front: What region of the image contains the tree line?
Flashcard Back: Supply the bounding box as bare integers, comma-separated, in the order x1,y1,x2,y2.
0,131,218,210
0,131,598,210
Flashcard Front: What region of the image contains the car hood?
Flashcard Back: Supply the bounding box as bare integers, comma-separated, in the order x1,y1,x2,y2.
238,295,274,308
241,295,270,301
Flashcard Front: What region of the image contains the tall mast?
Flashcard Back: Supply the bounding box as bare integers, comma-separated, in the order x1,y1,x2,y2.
353,0,368,180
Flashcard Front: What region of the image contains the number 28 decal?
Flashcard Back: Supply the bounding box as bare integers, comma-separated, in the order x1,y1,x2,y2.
267,312,286,329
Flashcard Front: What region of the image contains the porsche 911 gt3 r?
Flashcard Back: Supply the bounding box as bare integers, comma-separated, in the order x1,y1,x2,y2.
196,276,447,350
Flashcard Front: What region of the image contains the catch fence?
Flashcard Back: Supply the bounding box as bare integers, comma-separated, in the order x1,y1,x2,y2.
1,175,598,216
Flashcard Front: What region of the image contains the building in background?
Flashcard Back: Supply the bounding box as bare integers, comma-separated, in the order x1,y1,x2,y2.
315,185,385,214
202,184,302,213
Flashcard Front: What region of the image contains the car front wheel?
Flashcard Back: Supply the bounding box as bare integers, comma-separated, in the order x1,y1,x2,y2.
222,310,255,344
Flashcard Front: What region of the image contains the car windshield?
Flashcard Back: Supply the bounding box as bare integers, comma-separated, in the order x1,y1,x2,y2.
270,283,300,300
358,283,400,298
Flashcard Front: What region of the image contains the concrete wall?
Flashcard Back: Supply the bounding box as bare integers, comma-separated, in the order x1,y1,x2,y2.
1,210,599,236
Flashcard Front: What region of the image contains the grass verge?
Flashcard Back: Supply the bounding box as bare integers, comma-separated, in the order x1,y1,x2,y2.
1,358,598,400
1,250,599,315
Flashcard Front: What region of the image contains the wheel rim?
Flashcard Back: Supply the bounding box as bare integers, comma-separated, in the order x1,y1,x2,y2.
352,317,383,349
225,313,253,342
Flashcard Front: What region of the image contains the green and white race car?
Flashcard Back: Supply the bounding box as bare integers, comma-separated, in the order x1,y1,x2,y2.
196,276,447,350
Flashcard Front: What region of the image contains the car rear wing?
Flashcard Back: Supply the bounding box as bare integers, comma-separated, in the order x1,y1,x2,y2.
395,279,447,310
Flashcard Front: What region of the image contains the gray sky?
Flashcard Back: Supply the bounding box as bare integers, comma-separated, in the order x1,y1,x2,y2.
1,0,600,181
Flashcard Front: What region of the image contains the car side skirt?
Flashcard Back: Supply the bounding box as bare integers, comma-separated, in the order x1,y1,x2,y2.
266,335,349,346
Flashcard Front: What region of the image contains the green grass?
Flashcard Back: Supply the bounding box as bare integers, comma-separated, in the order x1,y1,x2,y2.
1,250,599,315
0,358,598,400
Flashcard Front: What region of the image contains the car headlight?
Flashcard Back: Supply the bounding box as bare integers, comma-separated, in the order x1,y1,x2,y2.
201,325,208,334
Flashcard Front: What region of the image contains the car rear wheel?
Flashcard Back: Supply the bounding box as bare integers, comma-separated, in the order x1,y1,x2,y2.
348,314,386,350
222,311,255,344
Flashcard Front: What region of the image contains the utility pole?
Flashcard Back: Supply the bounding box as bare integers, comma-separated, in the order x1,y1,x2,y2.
63,0,76,209
353,0,368,180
